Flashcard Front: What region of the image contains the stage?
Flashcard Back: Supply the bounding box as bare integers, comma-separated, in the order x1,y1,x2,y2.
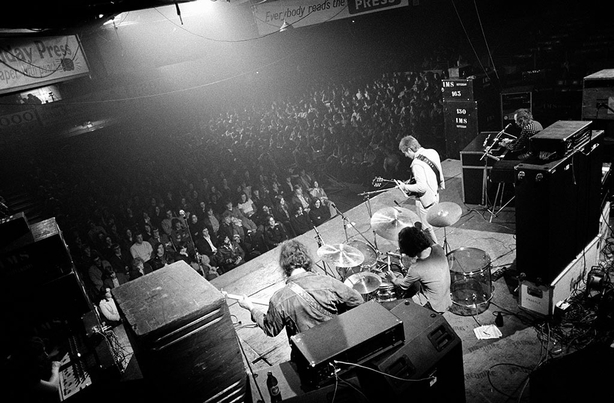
209,159,551,403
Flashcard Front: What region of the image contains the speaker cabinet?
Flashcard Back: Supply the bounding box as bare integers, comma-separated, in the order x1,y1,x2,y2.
500,86,533,126
113,261,247,403
358,301,465,403
443,100,500,159
515,129,603,283
250,362,369,403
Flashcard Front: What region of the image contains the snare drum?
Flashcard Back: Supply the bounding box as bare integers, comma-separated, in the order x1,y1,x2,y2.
377,282,397,302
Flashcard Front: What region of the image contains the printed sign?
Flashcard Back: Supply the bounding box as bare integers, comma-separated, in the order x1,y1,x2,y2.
254,0,408,36
0,36,89,95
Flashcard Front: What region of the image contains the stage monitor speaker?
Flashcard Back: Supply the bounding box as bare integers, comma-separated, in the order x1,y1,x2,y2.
357,301,465,403
113,261,247,403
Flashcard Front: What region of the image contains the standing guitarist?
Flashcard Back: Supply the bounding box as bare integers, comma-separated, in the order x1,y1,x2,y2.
397,135,445,244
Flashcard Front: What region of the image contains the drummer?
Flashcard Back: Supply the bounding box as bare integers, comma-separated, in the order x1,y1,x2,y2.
385,226,451,313
237,240,364,354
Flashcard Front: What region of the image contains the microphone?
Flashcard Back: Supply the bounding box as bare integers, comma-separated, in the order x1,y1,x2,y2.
503,122,513,132
313,226,323,246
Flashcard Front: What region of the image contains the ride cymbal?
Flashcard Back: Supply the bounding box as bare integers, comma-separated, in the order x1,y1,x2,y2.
370,206,420,241
426,202,462,227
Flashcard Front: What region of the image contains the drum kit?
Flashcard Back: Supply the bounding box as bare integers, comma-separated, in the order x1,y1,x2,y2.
316,201,461,302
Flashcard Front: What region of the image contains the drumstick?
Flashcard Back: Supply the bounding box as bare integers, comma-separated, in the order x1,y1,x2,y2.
222,291,269,306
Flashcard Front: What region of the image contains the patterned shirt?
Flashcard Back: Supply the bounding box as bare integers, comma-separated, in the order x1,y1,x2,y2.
250,271,364,340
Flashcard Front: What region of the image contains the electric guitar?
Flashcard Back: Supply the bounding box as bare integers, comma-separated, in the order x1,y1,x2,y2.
372,176,425,198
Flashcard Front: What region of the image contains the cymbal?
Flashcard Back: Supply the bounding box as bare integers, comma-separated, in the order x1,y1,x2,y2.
344,272,382,294
370,206,420,241
317,243,365,267
426,202,462,227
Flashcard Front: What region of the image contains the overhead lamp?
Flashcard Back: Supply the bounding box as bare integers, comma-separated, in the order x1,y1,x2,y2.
279,20,293,32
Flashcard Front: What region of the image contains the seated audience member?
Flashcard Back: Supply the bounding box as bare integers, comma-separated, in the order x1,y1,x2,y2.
129,231,154,267
214,234,244,274
251,188,270,213
385,226,451,313
160,209,175,236
239,230,265,261
194,226,218,260
264,215,289,250
223,200,258,234
98,287,121,327
237,192,256,219
151,242,173,271
253,204,273,233
88,254,117,300
129,257,150,280
273,196,294,237
309,197,331,227
290,184,311,213
290,205,313,236
149,227,173,251
101,235,116,260
202,205,220,238
170,218,190,244
120,228,135,255
218,211,244,243
187,213,205,239
107,243,132,285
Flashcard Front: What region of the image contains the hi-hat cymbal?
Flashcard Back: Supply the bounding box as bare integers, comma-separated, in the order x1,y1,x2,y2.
317,243,365,267
426,202,462,227
344,272,382,294
370,206,420,241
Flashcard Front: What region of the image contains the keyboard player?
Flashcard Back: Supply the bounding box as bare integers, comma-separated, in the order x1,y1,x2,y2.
4,336,61,402
498,108,553,161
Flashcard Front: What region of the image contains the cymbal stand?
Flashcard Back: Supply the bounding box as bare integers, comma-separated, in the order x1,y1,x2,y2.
357,188,388,252
442,226,451,255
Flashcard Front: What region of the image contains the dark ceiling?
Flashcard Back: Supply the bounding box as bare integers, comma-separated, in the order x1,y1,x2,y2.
0,0,197,35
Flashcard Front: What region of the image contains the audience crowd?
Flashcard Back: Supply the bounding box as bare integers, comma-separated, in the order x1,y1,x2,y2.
2,70,446,305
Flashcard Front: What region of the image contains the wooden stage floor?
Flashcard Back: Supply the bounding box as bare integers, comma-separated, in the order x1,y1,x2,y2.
208,159,561,403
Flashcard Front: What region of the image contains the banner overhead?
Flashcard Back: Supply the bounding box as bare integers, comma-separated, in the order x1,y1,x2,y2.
0,35,89,95
254,0,409,36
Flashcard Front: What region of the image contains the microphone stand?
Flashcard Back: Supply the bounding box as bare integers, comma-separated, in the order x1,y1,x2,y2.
180,210,205,277
357,188,388,252
313,226,334,278
480,124,514,161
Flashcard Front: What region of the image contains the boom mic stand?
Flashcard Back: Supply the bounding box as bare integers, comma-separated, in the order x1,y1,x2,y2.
313,226,334,278
357,188,388,252
330,202,374,248
180,210,206,277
